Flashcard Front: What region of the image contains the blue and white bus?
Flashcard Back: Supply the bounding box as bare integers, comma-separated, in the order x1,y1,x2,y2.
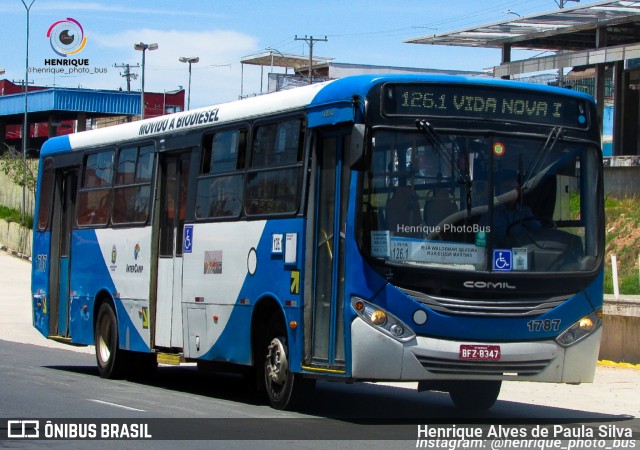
32,74,604,410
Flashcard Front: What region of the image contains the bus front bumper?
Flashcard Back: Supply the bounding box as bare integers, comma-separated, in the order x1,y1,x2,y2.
350,317,601,384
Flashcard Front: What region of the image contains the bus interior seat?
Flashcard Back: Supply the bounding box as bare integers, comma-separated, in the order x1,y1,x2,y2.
385,185,422,236
424,188,458,227
524,175,556,221
362,201,382,235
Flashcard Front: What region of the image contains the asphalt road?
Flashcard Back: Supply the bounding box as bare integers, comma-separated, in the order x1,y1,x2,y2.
1,251,639,448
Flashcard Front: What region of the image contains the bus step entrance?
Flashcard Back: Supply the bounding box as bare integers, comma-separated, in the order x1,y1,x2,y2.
156,353,183,366
48,336,76,345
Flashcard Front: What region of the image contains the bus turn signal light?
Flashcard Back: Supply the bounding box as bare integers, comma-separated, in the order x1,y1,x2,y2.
579,317,594,331
351,296,415,342
556,310,601,347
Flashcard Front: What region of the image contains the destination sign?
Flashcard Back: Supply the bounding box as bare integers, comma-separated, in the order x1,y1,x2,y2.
383,83,589,128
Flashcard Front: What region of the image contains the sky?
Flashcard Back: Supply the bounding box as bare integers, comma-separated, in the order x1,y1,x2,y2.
0,0,604,109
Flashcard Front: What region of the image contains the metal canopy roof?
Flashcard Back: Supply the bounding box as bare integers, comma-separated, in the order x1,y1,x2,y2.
241,50,332,71
0,88,140,124
406,0,640,51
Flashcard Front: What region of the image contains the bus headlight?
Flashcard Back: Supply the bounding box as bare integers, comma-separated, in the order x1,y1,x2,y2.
370,309,387,326
555,310,602,347
351,297,415,342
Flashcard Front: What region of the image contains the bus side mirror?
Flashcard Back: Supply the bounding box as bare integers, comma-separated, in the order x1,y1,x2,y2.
350,124,366,170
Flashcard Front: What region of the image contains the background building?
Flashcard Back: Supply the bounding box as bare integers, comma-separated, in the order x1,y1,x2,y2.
0,79,184,156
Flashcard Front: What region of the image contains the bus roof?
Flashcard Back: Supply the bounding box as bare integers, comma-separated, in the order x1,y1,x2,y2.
39,74,595,157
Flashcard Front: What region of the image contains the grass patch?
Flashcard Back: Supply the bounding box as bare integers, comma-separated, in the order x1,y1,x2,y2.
604,195,640,294
0,205,33,229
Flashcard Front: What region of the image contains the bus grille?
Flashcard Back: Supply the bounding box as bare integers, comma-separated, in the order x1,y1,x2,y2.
401,288,570,317
415,355,553,376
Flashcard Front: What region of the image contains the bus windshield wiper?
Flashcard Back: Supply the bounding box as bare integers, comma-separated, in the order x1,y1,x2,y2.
415,120,473,222
524,126,565,189
416,119,450,161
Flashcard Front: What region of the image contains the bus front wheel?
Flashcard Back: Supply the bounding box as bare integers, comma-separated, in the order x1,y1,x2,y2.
95,302,128,379
263,315,314,410
449,380,501,411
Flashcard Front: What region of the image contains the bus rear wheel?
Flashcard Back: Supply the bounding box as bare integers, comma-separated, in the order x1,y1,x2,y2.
449,380,501,411
95,302,128,379
263,315,314,410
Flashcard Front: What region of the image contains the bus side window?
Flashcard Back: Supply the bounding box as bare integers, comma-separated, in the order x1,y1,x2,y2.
76,150,114,227
245,118,304,216
195,129,246,219
112,145,155,225
196,175,243,218
83,151,114,188
77,189,111,226
37,158,55,231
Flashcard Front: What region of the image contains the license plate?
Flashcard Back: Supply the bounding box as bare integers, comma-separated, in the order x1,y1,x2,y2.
459,344,501,361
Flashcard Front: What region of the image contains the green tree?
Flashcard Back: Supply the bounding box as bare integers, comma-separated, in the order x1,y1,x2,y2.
0,143,36,225
0,144,36,197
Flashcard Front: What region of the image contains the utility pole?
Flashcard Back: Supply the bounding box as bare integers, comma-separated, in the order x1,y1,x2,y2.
294,35,327,84
114,63,140,92
555,0,580,86
20,0,35,224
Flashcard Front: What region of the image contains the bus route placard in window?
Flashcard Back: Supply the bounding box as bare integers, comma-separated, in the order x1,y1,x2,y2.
382,83,589,128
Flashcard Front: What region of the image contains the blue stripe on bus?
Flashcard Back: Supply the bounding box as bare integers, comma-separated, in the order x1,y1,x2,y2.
201,219,306,367
68,229,149,352
58,256,70,336
32,232,51,337
39,134,72,156
368,270,603,342
310,74,595,106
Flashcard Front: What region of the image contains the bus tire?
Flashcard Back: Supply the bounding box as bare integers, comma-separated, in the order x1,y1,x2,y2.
449,380,501,411
94,302,128,379
263,315,314,410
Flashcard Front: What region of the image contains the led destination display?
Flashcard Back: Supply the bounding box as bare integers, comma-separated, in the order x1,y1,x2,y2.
383,83,589,128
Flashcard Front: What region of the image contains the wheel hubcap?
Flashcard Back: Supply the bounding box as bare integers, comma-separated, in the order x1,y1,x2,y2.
97,315,112,364
266,337,288,385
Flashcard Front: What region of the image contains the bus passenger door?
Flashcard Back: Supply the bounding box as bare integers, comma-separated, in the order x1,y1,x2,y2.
154,152,190,349
49,169,77,338
308,130,350,370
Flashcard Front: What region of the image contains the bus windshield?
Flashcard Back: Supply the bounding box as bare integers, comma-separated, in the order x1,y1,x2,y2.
361,128,601,274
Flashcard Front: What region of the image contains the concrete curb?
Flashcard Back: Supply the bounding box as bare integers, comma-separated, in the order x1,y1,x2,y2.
0,218,33,257
0,243,31,261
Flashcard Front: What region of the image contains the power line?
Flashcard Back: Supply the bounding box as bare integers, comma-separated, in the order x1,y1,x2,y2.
324,0,574,41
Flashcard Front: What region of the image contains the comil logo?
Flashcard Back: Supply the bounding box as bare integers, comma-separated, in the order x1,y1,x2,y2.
46,17,87,57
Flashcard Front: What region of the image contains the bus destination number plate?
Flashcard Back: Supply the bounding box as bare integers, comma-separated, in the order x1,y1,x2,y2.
459,344,501,361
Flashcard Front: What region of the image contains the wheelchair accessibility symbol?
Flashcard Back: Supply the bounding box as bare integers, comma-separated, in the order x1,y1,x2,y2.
493,249,512,271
